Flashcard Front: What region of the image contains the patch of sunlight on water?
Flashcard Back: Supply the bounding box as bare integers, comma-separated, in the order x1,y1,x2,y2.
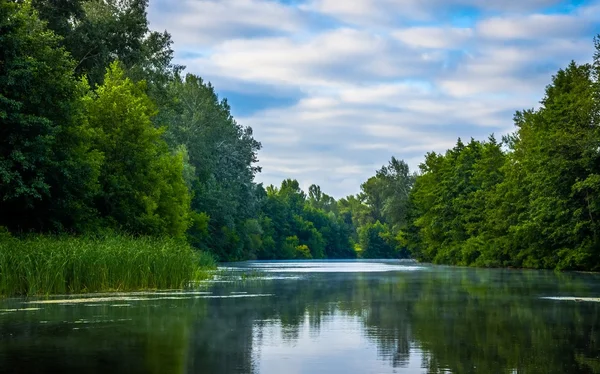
244,276,303,280
233,261,425,273
541,297,600,302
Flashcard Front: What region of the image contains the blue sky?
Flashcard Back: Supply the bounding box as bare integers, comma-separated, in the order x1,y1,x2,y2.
147,0,600,198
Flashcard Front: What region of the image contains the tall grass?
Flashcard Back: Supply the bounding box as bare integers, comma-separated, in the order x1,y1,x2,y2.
0,233,216,296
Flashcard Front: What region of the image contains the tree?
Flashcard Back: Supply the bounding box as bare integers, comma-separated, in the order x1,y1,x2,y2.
338,194,374,240
159,73,262,260
504,60,599,270
30,0,182,88
375,157,415,230
360,176,386,223
303,206,355,258
0,1,101,232
359,221,398,259
307,184,337,213
407,138,499,264
83,61,190,237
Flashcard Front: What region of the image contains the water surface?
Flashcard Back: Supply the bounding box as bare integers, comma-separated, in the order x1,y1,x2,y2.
1,260,599,373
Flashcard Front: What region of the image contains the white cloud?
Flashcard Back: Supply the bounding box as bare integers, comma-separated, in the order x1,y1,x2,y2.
301,0,377,20
179,28,444,90
393,27,473,49
478,13,591,40
148,0,600,197
238,83,522,196
438,38,595,98
339,81,433,102
148,0,306,46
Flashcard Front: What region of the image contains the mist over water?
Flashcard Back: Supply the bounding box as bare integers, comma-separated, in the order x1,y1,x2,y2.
1,260,599,374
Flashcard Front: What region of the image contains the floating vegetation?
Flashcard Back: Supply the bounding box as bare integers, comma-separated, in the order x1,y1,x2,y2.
72,318,133,324
25,293,274,305
0,307,41,312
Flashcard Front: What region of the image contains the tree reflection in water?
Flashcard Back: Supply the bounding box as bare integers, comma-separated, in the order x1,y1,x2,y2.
0,263,599,374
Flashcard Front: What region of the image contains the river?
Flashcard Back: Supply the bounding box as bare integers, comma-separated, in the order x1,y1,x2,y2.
0,260,599,373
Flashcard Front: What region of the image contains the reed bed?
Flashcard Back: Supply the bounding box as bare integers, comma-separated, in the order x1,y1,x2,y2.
0,234,216,296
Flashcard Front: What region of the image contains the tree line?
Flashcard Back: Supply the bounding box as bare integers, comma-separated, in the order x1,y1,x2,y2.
2,1,600,270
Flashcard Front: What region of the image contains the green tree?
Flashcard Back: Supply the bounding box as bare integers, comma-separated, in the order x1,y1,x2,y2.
504,60,599,270
375,157,415,230
360,176,386,223
0,1,101,232
307,184,337,213
293,214,325,259
303,206,355,258
407,139,490,264
84,61,190,237
159,74,262,260
30,0,181,88
359,221,398,259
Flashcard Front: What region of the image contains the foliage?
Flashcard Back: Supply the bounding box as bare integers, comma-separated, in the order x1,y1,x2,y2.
83,62,191,237
158,73,263,260
0,1,101,232
358,221,400,259
254,180,355,260
337,158,415,260
30,0,182,88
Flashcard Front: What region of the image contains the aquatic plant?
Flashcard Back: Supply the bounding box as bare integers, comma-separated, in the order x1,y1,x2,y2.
0,234,216,296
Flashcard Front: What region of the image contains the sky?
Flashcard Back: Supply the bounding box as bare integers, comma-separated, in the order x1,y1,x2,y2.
146,0,600,198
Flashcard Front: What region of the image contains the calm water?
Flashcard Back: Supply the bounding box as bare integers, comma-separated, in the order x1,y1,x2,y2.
1,260,599,374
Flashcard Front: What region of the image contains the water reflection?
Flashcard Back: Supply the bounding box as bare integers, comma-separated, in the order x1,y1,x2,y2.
0,261,599,374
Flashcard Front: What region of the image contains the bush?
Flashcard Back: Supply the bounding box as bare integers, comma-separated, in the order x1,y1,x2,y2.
295,244,312,259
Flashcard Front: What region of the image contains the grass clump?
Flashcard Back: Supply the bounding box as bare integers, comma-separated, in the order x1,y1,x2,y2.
0,233,216,297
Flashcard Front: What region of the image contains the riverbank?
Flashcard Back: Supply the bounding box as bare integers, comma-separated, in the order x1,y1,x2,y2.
0,234,216,297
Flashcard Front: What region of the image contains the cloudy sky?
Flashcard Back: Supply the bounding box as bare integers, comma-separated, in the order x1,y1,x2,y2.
147,0,600,198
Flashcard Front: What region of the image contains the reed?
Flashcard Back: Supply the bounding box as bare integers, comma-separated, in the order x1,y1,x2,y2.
0,233,216,296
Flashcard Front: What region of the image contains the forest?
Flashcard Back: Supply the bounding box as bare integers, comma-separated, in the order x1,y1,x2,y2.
1,0,600,291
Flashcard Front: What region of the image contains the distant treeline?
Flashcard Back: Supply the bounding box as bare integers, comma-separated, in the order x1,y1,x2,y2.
2,1,600,270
